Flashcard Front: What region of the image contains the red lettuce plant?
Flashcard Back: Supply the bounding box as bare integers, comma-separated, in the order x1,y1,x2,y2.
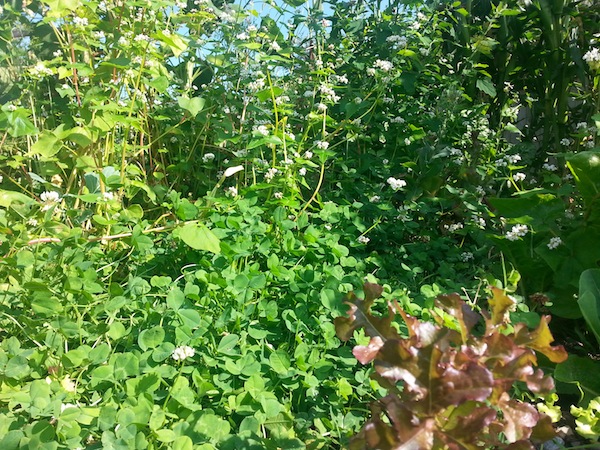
335,283,568,450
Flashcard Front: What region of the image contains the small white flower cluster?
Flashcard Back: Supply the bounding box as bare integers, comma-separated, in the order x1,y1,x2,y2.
357,235,370,244
373,59,394,72
73,16,89,27
247,78,265,91
134,34,150,42
542,162,558,171
386,35,407,46
299,167,307,176
172,345,195,361
102,191,114,201
513,172,526,182
29,62,53,78
495,154,522,168
547,237,562,250
583,48,600,71
273,192,284,199
236,32,249,40
254,125,269,136
390,116,405,124
304,150,313,159
444,223,464,233
506,224,529,241
460,251,474,262
369,195,381,203
560,138,571,146
387,177,406,191
202,153,215,163
316,141,329,150
319,84,340,103
40,191,61,211
265,167,278,182
269,41,281,52
316,103,327,112
225,186,238,197
332,74,349,84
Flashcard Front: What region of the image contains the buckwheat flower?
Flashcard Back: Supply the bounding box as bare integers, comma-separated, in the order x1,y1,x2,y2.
27,218,38,227
225,186,238,197
316,141,329,150
202,153,215,163
583,48,600,71
560,138,571,146
576,122,588,130
102,191,114,201
444,223,463,232
134,34,150,42
513,172,526,182
0,174,3,182
374,59,393,72
358,235,370,244
354,97,362,104
460,252,474,262
387,177,407,191
304,150,313,159
265,167,278,182
172,345,195,361
547,237,562,250
369,195,381,203
506,224,529,241
316,103,327,112
506,154,522,165
255,125,269,136
383,159,389,165
73,16,88,27
273,192,283,199
299,168,307,176
404,138,411,146
269,41,281,51
542,163,558,171
53,49,63,57
366,68,376,76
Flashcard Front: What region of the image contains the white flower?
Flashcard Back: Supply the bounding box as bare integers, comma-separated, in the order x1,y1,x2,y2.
358,235,370,244
269,41,281,51
73,16,88,27
387,177,407,191
316,103,327,112
560,138,571,146
369,195,381,203
236,32,249,40
366,68,376,76
102,191,114,201
460,252,474,262
299,168,307,176
444,223,464,232
61,376,77,393
547,237,562,250
41,191,60,203
255,125,269,136
60,402,78,412
225,186,238,197
304,150,313,159
506,224,529,241
316,141,329,150
506,154,522,164
273,192,283,199
27,218,38,227
265,167,278,182
583,48,600,71
172,345,195,361
374,59,394,72
202,153,215,163
513,172,526,182
542,163,558,171
134,34,150,42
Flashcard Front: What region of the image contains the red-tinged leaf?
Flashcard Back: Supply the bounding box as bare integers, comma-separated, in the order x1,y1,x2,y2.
436,293,481,343
437,362,493,405
397,307,441,346
498,394,538,443
513,316,568,363
335,290,398,341
449,405,497,444
364,282,384,303
353,336,384,365
488,287,515,326
525,369,555,394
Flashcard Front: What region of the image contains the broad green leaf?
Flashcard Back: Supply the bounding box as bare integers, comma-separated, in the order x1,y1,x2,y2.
138,326,165,351
217,334,239,356
176,223,221,254
30,132,61,158
269,350,291,374
555,355,600,403
0,190,36,207
42,0,81,15
177,96,205,118
578,269,600,345
476,78,497,98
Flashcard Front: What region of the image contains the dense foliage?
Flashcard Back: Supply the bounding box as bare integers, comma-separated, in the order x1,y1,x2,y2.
0,0,599,448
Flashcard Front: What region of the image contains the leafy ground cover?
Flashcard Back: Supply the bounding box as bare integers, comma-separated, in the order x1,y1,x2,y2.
0,0,599,448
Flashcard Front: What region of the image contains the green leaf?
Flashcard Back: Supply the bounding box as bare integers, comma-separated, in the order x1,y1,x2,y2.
555,355,600,403
30,132,61,158
269,350,291,374
217,334,239,356
4,356,31,380
176,223,221,254
0,190,36,207
41,0,81,15
177,96,206,118
579,269,600,345
138,326,165,351
476,78,497,98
